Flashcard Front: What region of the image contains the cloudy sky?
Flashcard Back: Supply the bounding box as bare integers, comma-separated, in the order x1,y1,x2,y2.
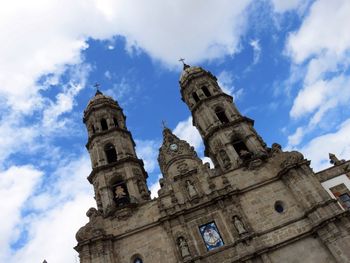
1,0,350,262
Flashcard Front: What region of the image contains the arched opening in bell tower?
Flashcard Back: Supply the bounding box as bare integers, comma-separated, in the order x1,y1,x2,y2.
112,180,130,206
232,139,251,160
192,92,200,102
202,86,211,97
101,118,108,131
104,143,117,163
215,107,229,124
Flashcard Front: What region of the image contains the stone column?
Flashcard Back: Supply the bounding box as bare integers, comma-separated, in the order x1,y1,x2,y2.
317,220,350,263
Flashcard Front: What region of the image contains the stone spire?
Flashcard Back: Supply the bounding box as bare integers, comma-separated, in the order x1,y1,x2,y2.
179,65,268,170
83,88,150,217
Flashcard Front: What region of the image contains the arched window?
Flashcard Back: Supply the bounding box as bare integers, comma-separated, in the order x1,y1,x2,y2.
101,118,108,131
202,86,211,97
215,107,229,124
104,143,117,163
192,92,200,102
134,258,143,263
113,118,119,127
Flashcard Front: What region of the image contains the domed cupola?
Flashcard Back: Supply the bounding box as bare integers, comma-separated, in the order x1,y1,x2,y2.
158,127,202,180
83,90,126,139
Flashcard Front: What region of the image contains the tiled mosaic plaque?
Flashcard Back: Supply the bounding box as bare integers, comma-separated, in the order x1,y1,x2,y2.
199,221,224,251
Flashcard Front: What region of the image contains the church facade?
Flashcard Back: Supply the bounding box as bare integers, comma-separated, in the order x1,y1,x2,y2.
75,65,350,263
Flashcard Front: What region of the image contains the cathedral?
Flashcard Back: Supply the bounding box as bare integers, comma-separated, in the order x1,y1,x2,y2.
75,64,350,263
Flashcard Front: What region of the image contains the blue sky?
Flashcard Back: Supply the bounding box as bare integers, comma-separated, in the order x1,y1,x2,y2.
1,0,350,262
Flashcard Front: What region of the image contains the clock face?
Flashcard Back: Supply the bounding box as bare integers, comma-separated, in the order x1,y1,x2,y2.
170,143,178,151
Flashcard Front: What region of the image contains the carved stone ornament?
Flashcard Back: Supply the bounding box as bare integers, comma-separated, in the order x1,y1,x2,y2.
280,151,304,170
177,161,189,174
76,208,105,242
219,149,231,168
271,143,282,155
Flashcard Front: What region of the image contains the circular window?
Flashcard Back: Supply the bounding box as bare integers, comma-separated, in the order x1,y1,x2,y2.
134,258,143,263
274,201,285,213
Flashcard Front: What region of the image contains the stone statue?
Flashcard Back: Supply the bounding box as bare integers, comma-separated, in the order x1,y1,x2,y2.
186,180,198,198
178,237,191,258
233,216,247,235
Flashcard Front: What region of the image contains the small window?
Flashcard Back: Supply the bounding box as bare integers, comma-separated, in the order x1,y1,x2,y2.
113,118,119,127
101,118,108,131
105,143,117,163
274,201,285,213
192,92,200,102
215,107,229,123
339,194,350,209
202,86,211,97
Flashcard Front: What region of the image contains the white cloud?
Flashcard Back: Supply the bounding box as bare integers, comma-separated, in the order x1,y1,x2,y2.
0,0,253,112
217,70,244,100
135,139,161,173
0,166,42,262
173,116,203,151
287,127,305,147
287,0,350,64
270,0,305,13
1,154,95,263
284,0,350,147
250,39,261,65
149,174,163,199
300,118,350,171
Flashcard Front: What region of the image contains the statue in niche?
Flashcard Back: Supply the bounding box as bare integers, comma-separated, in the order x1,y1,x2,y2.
178,237,191,258
233,216,248,235
219,149,231,168
186,180,198,198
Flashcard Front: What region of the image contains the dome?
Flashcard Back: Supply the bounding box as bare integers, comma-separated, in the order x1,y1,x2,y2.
84,90,120,119
179,64,217,89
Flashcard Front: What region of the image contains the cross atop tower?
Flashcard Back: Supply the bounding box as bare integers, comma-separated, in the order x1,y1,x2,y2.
93,83,102,95
179,58,190,70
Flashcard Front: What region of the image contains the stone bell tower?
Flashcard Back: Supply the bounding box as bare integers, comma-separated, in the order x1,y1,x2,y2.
83,90,150,217
179,64,268,171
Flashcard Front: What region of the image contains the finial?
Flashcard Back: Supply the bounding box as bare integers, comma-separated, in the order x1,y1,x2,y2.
161,120,168,129
329,153,345,166
179,58,190,70
94,83,102,96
